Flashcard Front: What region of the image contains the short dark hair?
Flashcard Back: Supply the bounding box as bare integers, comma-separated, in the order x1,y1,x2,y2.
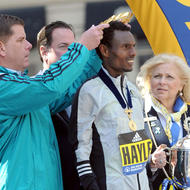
96,21,131,59
37,21,74,61
0,14,24,42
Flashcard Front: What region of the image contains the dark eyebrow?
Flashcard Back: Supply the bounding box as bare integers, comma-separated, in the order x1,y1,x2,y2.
58,42,69,46
122,42,135,47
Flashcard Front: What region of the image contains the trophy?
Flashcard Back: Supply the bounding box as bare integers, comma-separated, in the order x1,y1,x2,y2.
166,134,190,189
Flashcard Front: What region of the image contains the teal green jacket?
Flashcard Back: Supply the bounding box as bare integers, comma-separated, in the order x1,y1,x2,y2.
0,43,101,190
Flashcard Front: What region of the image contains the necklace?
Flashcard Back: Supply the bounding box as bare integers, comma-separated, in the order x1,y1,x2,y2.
98,68,136,131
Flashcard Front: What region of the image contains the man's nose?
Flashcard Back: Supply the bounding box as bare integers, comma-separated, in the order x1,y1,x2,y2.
130,46,136,57
26,40,32,50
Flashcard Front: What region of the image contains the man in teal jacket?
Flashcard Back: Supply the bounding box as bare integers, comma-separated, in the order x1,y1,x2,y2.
0,14,108,190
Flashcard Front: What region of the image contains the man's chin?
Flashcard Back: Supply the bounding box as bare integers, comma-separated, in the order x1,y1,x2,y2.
23,62,29,71
124,68,133,72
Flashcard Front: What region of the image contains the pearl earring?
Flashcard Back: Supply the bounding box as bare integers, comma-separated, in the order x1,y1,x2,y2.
179,91,183,97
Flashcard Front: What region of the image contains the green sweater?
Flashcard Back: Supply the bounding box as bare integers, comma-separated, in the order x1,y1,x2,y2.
0,43,101,190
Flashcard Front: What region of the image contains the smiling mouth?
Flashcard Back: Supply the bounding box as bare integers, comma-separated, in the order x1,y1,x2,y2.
128,60,134,64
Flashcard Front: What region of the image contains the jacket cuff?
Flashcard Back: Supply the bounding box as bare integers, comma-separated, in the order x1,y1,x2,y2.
77,161,100,190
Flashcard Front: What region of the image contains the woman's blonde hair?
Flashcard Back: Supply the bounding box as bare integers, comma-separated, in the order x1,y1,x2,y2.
136,53,190,102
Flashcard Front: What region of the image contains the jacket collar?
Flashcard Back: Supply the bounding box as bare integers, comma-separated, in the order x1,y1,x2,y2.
146,106,188,148
0,66,28,76
101,66,128,87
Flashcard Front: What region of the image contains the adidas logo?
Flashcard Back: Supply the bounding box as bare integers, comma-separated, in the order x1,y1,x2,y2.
132,132,142,142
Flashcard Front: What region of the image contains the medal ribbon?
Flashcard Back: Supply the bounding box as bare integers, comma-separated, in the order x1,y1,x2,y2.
98,68,132,109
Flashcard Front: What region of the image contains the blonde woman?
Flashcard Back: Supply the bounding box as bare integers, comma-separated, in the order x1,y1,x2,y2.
137,53,190,190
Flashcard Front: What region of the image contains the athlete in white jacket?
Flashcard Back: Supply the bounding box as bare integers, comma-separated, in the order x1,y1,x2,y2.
70,21,152,190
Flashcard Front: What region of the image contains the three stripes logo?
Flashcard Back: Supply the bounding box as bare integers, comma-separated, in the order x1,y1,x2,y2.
132,132,142,142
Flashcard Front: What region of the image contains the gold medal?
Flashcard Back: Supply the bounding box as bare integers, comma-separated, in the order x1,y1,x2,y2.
129,120,137,131
98,69,137,131
125,109,137,131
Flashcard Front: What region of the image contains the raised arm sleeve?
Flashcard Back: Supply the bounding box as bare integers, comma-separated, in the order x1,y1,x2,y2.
50,49,102,114
0,43,90,116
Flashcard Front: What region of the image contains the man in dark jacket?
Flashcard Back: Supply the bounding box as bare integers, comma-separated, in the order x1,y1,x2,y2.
37,21,108,189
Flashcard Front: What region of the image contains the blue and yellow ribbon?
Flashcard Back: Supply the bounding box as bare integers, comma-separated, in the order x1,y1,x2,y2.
159,177,185,190
159,178,175,190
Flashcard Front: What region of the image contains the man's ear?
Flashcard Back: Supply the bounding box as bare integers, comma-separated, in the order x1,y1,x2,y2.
99,44,109,58
0,41,6,57
40,45,48,62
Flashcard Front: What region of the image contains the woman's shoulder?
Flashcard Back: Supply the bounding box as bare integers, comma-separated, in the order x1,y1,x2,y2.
186,104,190,115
